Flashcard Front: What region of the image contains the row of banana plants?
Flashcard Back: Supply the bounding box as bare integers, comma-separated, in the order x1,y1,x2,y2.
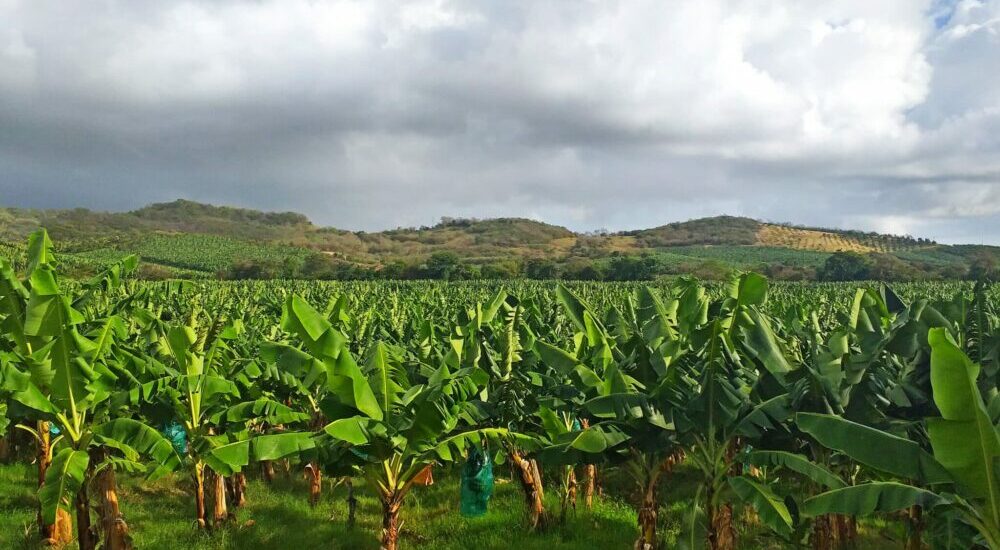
525,273,999,550
1,229,998,550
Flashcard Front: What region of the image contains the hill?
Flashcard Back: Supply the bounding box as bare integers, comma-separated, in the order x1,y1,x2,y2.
0,200,993,280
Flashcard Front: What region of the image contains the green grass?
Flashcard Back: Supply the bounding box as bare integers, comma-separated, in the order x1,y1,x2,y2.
0,461,36,546
0,460,909,550
893,247,969,267
0,462,636,550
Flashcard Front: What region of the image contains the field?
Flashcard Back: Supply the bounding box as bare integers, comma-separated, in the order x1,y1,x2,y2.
70,233,311,275
1,229,999,550
641,246,832,270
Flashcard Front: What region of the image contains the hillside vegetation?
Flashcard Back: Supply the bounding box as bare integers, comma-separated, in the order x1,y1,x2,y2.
0,199,994,280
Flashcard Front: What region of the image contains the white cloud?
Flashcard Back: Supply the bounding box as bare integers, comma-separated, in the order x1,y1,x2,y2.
0,0,999,243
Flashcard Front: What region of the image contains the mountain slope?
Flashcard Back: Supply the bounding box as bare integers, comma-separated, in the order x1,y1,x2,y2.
0,200,992,280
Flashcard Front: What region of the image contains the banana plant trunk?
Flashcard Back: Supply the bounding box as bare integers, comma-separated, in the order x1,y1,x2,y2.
347,477,358,528
706,442,738,550
634,470,662,550
583,464,596,509
211,468,228,526
708,503,736,550
194,461,207,529
227,472,247,508
807,447,853,550
380,494,404,550
306,413,325,509
93,448,133,550
904,506,922,550
262,460,275,483
810,515,834,550
510,450,547,530
0,428,11,462
580,419,596,509
560,467,577,523
837,514,857,547
705,472,735,550
306,463,322,507
37,421,73,545
76,477,96,550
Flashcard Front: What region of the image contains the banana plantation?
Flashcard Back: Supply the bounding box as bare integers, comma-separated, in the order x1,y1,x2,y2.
2,229,999,550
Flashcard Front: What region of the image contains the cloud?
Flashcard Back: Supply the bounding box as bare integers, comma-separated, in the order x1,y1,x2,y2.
1,0,999,243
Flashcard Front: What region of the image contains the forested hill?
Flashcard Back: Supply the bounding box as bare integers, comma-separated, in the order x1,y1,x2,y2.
0,199,996,281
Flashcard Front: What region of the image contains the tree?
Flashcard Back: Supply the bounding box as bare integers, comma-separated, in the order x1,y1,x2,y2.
377,260,407,279
425,251,462,280
299,253,338,279
967,252,999,281
480,260,521,279
562,259,603,281
866,254,921,281
606,254,658,281
525,259,560,279
817,252,871,281
666,274,797,550
224,259,281,279
281,255,306,278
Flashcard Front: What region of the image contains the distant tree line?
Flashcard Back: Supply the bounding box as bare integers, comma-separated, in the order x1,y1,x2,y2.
219,251,661,281
216,249,998,282
816,251,994,282
218,251,762,281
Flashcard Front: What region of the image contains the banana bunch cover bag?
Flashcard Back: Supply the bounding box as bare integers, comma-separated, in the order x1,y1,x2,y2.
460,446,494,517
162,422,187,454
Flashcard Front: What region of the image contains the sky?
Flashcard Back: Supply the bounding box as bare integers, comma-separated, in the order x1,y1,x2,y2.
1,0,999,244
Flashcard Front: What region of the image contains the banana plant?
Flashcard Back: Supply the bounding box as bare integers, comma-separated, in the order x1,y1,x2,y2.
535,284,674,548
458,290,558,530
0,230,181,550
668,273,800,550
259,296,339,498
613,285,689,550
781,285,935,548
799,327,1000,549
123,304,313,529
532,406,629,524
272,294,533,550
0,230,74,543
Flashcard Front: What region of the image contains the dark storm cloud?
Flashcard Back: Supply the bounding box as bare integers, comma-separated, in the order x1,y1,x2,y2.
1,0,999,243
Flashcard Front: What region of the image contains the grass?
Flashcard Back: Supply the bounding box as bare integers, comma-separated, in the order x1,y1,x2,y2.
0,461,636,550
0,461,36,546
0,459,912,550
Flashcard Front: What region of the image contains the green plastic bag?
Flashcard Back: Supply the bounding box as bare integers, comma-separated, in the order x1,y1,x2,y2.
162,422,187,454
460,446,494,518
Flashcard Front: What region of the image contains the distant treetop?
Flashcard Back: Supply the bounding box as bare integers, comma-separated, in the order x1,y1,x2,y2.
132,199,311,227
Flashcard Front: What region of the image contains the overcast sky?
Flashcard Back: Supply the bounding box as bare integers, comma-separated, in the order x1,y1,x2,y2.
2,1,999,243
